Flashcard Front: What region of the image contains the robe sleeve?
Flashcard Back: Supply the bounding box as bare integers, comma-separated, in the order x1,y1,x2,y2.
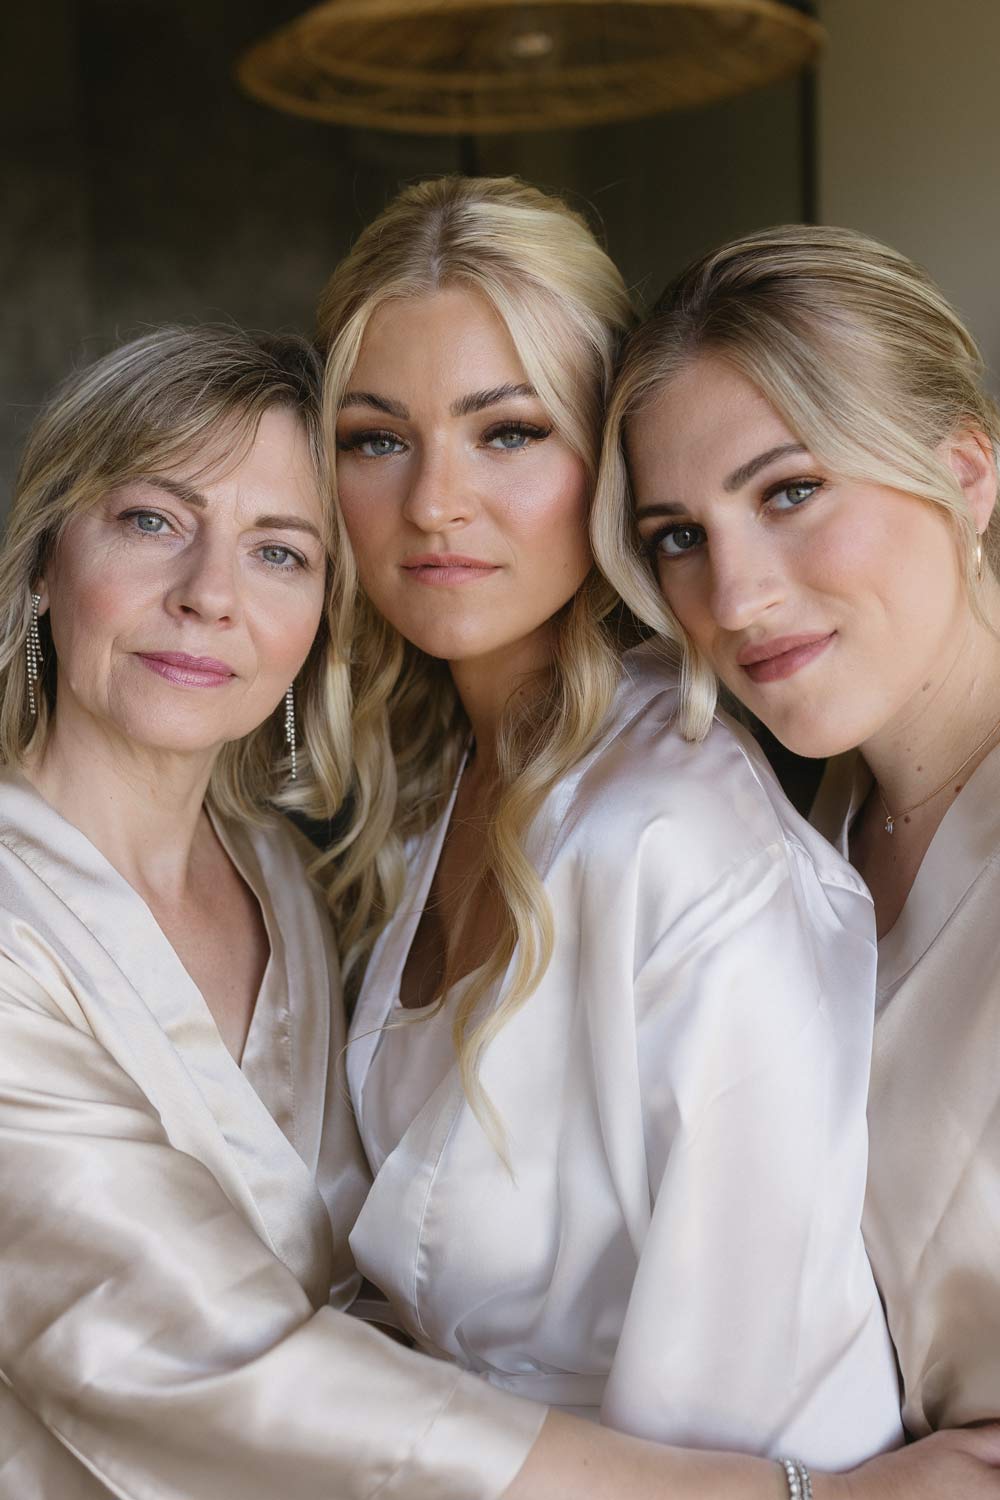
0,959,545,1500
600,841,902,1468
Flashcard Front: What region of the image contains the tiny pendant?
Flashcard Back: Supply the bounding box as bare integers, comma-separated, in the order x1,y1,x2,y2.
884,815,894,835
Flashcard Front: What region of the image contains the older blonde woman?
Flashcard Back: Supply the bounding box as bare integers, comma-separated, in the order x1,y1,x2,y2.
597,224,1000,1499
0,323,722,1500
318,177,912,1499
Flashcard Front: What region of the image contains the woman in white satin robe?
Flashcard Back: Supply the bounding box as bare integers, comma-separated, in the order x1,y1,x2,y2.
319,175,903,1490
347,642,901,1465
612,223,1000,1495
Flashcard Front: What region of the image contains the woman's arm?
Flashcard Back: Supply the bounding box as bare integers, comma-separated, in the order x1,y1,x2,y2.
839,1427,1000,1500
504,1416,1000,1500
597,841,900,1464
0,964,543,1499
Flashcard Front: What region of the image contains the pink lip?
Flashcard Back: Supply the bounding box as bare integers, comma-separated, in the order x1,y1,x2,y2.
401,553,500,586
137,651,236,688
739,632,835,684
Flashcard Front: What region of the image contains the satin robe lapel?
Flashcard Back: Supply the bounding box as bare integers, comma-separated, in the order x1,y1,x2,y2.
0,772,333,1304
812,746,1000,995
347,771,464,1115
877,743,1000,992
210,814,337,1302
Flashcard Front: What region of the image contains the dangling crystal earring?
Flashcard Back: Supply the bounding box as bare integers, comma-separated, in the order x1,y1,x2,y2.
284,684,297,781
976,536,985,582
26,593,42,717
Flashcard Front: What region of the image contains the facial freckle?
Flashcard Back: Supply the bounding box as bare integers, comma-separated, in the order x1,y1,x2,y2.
922,681,932,691
955,783,963,793
916,764,923,771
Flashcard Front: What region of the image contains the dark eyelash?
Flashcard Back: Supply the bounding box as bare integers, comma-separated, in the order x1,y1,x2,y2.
640,521,704,557
335,428,400,451
482,420,553,441
761,475,825,502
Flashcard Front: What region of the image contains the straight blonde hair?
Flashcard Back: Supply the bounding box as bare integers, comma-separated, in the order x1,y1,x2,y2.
0,325,351,823
593,223,1000,738
316,176,635,1142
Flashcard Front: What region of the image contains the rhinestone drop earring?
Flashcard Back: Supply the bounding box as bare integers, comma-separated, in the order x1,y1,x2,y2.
284,684,297,781
26,593,42,716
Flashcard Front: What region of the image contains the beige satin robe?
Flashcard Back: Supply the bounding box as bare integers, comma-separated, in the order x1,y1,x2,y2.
814,748,1000,1435
0,769,544,1499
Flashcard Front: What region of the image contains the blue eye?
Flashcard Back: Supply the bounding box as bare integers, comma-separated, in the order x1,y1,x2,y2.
483,421,552,451
655,523,706,559
259,544,302,569
767,479,823,511
338,430,405,459
124,510,171,535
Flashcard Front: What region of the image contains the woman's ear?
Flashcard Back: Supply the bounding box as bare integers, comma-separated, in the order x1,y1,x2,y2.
941,427,998,536
32,581,50,617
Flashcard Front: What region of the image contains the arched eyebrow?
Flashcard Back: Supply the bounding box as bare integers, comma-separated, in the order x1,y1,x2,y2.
722,443,807,492
450,383,536,417
339,383,538,422
340,391,409,419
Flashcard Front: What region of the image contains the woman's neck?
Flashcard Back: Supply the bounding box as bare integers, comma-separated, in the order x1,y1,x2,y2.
25,708,216,901
850,587,1000,935
449,623,556,777
860,592,1000,823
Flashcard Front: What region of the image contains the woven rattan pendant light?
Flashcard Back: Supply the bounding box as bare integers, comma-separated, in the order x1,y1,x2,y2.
237,0,823,135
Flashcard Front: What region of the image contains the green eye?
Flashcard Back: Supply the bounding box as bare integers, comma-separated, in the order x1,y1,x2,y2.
769,479,823,511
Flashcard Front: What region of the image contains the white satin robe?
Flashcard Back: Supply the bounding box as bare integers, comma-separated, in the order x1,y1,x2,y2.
814,747,1000,1436
348,645,903,1469
0,769,544,1500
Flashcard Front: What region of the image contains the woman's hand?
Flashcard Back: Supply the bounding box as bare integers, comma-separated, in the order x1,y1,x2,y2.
832,1426,1000,1500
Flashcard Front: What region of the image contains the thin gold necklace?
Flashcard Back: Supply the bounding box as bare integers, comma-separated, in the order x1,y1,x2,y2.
877,715,1000,834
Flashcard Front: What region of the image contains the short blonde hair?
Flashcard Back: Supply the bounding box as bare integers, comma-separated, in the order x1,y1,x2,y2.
593,223,1000,738
317,176,634,1142
0,325,349,823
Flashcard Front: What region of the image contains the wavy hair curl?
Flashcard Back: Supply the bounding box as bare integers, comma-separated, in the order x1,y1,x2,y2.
316,176,634,1140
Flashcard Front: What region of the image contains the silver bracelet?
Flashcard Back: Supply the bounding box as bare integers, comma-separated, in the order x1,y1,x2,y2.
778,1457,813,1500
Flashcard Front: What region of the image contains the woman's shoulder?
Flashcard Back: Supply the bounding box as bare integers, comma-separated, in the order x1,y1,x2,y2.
552,644,866,901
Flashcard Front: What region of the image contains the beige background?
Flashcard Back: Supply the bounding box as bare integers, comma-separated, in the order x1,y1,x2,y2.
819,0,1000,378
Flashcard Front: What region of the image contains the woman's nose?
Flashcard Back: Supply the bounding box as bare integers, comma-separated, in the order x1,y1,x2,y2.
165,537,241,625
707,534,785,633
400,443,475,533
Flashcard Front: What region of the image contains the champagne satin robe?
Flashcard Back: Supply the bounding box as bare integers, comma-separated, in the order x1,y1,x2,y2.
0,769,544,1499
348,645,903,1469
814,747,1000,1436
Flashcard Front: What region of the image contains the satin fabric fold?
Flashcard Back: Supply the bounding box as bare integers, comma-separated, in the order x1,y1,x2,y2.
0,770,545,1498
349,644,903,1468
814,748,1000,1435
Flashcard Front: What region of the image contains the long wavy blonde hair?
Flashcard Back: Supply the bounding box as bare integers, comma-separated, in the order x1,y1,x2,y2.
315,176,634,1136
593,223,1000,740
0,325,352,824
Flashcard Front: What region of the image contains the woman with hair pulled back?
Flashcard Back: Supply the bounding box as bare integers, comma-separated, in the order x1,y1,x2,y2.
599,223,1000,1494
319,175,906,1493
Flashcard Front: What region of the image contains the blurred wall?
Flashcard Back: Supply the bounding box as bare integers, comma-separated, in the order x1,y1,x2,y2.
1,0,809,512
819,0,1000,377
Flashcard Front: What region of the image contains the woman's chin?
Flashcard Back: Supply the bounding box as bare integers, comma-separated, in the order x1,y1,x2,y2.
749,706,861,762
